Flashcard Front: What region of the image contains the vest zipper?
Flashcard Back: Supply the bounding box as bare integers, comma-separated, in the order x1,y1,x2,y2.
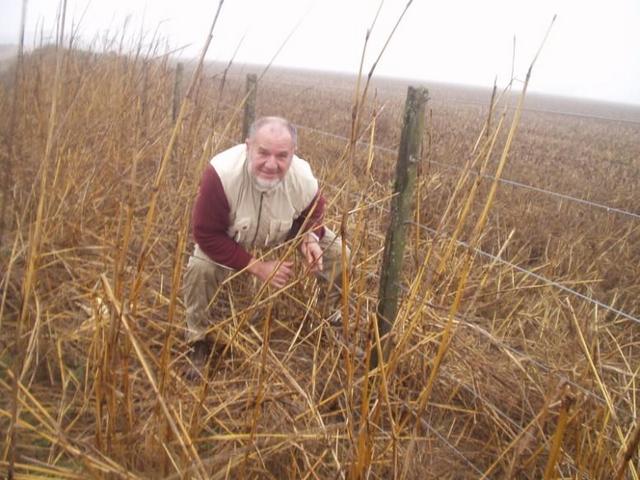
250,192,264,249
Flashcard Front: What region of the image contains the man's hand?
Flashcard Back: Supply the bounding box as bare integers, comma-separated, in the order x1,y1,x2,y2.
247,259,294,289
300,233,323,273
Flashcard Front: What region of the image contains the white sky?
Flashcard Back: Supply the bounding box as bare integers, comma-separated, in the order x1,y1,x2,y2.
1,0,639,105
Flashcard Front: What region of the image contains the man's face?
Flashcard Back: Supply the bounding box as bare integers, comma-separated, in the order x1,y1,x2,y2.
246,123,295,189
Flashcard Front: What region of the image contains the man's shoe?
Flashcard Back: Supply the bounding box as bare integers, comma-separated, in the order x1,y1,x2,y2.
186,340,212,380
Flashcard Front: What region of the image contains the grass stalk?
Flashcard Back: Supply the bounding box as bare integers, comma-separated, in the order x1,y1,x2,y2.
542,385,575,479
614,421,640,480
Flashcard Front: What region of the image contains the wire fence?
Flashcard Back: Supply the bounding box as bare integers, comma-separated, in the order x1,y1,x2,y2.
320,179,636,426
293,123,640,221
409,221,640,325
322,178,637,382
319,175,639,328
209,83,640,178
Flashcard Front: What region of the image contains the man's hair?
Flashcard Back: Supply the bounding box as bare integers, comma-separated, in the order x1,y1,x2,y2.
247,116,297,147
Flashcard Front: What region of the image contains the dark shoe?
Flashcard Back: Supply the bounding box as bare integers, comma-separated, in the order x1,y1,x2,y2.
186,340,212,380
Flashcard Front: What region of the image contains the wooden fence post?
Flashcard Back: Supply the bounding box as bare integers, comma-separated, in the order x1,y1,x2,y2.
242,73,257,141
172,62,184,123
372,86,429,368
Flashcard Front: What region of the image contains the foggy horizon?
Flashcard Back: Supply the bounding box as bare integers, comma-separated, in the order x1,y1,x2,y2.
1,0,639,107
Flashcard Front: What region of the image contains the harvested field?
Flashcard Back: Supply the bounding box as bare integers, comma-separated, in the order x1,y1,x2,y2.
1,39,640,479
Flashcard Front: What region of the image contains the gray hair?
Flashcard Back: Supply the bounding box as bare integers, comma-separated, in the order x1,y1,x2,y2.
247,116,297,147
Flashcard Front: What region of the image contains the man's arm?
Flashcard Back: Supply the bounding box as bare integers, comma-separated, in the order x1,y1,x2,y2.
289,192,326,240
192,165,252,270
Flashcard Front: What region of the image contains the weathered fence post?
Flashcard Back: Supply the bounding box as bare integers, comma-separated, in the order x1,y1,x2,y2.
172,62,184,123
242,73,257,141
372,86,429,368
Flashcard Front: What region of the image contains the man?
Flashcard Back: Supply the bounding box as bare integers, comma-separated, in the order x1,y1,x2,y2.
183,116,348,371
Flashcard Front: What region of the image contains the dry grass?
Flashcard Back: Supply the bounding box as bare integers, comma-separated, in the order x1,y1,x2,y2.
1,27,639,479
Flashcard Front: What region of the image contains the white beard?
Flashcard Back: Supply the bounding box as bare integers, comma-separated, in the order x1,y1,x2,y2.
252,175,282,192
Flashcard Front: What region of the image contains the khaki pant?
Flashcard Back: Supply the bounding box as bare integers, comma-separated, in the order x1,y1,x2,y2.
183,228,349,344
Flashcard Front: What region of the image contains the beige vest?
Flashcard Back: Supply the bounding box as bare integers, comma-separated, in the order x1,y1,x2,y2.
210,144,318,250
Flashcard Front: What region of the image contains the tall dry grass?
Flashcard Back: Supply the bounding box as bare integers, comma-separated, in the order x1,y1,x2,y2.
1,18,639,480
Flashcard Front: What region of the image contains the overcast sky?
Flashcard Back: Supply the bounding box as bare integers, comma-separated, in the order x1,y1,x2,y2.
1,0,639,105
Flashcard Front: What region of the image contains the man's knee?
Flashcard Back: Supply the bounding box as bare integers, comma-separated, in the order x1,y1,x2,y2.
183,249,229,343
184,248,229,286
183,249,230,313
185,253,216,282
317,229,350,284
320,229,349,260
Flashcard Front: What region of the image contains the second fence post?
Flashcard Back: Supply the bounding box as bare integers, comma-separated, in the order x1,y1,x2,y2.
372,86,429,369
242,73,257,141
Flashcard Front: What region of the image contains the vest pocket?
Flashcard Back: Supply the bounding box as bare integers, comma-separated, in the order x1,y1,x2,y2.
231,218,252,243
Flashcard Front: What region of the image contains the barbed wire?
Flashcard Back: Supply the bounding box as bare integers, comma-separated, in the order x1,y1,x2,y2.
294,123,640,221
409,410,486,476
408,221,640,326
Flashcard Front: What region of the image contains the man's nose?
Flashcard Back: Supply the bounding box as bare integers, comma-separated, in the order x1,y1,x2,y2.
264,155,278,169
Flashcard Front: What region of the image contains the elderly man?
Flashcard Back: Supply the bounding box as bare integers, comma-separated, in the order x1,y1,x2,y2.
183,116,348,369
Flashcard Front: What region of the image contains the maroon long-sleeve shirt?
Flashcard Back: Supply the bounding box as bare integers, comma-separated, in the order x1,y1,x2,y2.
192,165,325,270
